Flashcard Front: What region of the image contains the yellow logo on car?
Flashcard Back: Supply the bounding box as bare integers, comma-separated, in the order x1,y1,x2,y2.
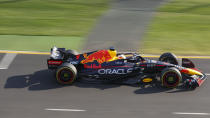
142,78,153,83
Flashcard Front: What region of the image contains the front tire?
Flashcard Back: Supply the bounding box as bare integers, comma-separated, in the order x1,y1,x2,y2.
159,53,179,65
161,67,182,88
56,64,77,85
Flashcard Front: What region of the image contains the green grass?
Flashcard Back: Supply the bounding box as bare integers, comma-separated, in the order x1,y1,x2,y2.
0,35,83,51
0,0,109,36
0,0,109,51
142,0,210,55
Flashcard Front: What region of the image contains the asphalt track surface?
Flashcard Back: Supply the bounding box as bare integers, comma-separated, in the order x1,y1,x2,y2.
84,0,167,52
1,53,210,118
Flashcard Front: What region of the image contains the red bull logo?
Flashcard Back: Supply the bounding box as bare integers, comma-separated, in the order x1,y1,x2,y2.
81,50,116,64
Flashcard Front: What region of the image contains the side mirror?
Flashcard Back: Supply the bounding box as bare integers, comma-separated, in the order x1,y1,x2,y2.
182,58,195,68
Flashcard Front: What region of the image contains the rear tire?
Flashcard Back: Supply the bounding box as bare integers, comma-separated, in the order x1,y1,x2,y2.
161,67,182,88
159,53,179,65
56,63,77,85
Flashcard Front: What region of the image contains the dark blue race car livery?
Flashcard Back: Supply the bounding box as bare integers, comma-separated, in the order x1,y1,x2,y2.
47,47,207,89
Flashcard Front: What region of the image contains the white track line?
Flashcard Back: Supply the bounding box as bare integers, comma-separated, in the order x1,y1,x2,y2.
173,112,210,115
45,108,86,112
0,53,17,69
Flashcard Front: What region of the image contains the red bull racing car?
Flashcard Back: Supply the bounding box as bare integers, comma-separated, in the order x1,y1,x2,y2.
47,47,207,89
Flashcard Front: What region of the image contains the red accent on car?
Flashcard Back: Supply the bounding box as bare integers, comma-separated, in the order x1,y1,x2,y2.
180,69,189,74
84,64,102,69
199,80,205,86
156,65,165,67
84,64,132,69
140,64,147,67
48,60,63,65
196,78,205,86
76,55,80,59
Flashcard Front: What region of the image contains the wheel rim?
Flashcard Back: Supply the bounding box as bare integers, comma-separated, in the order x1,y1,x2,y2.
163,71,180,87
58,68,74,83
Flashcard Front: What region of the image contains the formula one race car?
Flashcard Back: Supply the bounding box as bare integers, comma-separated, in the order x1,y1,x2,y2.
47,47,207,89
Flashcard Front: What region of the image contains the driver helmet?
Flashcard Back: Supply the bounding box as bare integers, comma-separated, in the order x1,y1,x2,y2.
118,54,126,59
109,47,115,51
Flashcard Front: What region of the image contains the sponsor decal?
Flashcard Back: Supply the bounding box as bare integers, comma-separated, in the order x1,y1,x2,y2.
48,60,62,65
81,50,113,64
84,64,102,69
98,68,133,74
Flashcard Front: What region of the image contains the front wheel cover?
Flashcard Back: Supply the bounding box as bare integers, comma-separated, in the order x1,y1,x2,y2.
161,68,182,88
56,66,77,85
